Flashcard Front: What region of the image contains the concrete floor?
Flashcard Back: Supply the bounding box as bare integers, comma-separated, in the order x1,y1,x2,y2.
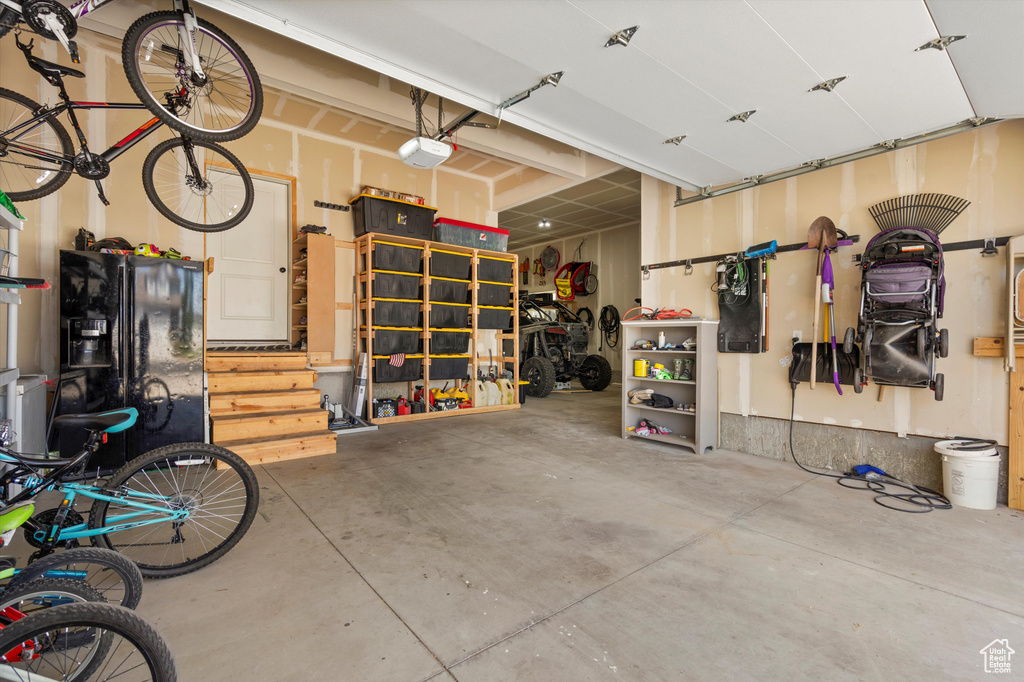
133,386,1022,681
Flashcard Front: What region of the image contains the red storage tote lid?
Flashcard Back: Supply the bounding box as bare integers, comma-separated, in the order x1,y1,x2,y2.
433,218,509,236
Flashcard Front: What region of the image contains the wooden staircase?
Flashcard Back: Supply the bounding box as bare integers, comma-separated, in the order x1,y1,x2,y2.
207,351,338,466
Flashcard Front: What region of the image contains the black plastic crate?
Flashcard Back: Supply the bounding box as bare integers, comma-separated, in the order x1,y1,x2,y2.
372,398,398,419
478,282,512,306
430,330,471,354
371,298,421,327
371,271,421,300
372,327,421,355
429,302,469,328
477,305,513,330
373,355,422,382
429,277,470,304
351,194,437,239
372,241,422,273
430,355,470,381
430,249,471,280
477,257,514,283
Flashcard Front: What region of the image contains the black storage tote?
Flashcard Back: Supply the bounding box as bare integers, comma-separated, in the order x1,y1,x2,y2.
372,241,422,273
372,327,421,355
373,355,422,382
430,329,471,354
430,355,471,381
370,298,421,327
429,249,471,280
429,302,469,328
429,276,470,304
371,271,421,300
477,256,514,283
351,194,437,239
477,305,513,330
478,282,512,306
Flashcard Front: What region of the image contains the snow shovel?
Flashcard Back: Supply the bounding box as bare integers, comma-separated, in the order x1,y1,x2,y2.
807,216,838,389
822,249,842,395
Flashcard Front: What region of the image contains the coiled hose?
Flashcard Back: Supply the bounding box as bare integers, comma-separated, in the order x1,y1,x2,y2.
599,305,620,351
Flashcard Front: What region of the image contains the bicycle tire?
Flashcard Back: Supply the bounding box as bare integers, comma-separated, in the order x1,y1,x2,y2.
141,137,254,232
0,602,175,681
7,547,144,609
122,11,263,142
583,273,598,295
89,443,259,579
0,87,74,201
0,8,17,39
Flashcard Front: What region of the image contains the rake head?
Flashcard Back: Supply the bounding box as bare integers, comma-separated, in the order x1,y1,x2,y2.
867,193,970,235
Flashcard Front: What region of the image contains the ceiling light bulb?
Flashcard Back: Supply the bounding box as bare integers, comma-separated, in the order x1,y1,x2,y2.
538,219,551,228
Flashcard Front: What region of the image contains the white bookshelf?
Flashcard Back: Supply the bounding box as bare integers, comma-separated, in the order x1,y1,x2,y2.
0,203,22,447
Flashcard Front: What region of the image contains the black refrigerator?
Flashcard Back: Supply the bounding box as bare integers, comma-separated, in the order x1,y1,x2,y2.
57,250,204,470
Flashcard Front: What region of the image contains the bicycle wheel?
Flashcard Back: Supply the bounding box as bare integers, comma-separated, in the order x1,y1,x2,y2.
89,443,259,579
0,88,74,201
141,137,254,232
7,548,144,609
122,10,262,142
0,8,17,40
0,602,175,681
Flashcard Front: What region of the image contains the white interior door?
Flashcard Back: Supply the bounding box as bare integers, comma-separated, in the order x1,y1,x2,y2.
206,174,290,342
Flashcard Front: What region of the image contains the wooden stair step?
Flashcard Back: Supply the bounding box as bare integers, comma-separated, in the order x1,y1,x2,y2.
211,409,327,441
208,370,317,393
207,353,308,372
209,389,322,416
216,431,338,466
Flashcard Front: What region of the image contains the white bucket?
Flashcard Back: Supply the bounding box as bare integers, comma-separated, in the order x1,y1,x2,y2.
935,440,1000,510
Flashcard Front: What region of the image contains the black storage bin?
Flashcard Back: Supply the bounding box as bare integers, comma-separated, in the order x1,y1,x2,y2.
429,249,471,280
371,298,421,327
430,277,470,304
429,302,469,328
430,330,471,354
372,242,422,273
351,194,436,239
478,257,514,283
372,398,398,419
373,355,422,382
477,305,513,330
371,271,420,300
478,282,512,306
430,355,470,381
372,327,421,355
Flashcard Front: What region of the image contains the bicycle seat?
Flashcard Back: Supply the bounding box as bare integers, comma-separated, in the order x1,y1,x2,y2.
52,407,138,434
0,503,34,533
25,53,85,82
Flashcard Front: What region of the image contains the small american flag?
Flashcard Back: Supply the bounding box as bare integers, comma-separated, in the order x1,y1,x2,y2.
389,353,405,367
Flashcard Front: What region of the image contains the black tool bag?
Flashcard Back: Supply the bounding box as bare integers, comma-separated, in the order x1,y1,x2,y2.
789,342,860,386
645,393,674,408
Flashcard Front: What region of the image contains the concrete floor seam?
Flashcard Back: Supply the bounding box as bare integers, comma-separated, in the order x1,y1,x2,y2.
260,464,458,681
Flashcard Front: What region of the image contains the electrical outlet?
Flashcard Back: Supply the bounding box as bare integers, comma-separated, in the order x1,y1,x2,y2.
793,330,802,343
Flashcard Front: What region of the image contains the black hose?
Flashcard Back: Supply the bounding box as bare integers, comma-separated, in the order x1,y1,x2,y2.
599,305,620,351
577,307,594,330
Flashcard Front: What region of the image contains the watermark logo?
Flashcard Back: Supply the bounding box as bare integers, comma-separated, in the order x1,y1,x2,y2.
980,639,1014,674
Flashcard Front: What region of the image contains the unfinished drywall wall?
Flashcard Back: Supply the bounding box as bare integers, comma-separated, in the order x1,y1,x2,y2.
640,119,1024,445
515,224,641,370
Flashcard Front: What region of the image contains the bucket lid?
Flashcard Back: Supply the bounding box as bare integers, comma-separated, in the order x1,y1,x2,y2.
934,439,998,457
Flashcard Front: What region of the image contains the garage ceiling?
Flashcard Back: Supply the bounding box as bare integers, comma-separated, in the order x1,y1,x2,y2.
205,0,1022,191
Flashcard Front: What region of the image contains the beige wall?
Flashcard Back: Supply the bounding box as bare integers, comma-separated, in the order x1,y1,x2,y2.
1,27,495,375
515,224,641,368
640,119,1024,444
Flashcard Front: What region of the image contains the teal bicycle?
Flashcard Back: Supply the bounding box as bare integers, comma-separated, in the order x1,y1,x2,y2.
0,407,259,579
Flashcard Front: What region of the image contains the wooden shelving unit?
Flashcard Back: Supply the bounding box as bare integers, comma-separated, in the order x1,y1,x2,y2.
355,233,519,423
620,320,719,454
291,232,335,358
0,203,21,447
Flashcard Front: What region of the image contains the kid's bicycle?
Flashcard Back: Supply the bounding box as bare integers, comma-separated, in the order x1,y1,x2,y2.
0,0,263,142
0,36,255,232
0,407,259,579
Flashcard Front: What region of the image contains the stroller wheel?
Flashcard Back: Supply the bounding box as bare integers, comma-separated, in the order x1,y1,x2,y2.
933,373,944,401
843,327,855,355
853,368,864,394
938,329,949,358
917,328,928,358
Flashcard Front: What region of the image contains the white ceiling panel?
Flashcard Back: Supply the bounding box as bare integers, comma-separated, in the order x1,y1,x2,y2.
211,0,1021,190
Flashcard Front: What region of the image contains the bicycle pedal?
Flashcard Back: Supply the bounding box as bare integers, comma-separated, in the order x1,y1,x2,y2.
69,41,80,63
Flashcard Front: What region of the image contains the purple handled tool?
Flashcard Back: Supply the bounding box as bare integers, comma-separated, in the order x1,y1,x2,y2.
822,249,842,395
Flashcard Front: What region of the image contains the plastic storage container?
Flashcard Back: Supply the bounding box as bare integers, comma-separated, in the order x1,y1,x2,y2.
372,241,422,273
429,249,471,280
373,355,422,382
429,277,470,304
478,282,512,306
351,194,437,239
477,305,513,329
430,329,471,354
371,271,421,300
935,439,1000,510
372,327,421,355
477,256,514,283
370,298,421,327
433,218,509,252
429,302,470,328
430,355,471,381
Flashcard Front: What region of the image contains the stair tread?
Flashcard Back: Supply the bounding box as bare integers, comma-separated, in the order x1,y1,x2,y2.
206,370,314,375
211,409,326,422
216,430,337,447
210,389,320,397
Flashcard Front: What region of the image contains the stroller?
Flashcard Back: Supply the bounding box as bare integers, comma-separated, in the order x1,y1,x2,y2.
843,226,949,400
